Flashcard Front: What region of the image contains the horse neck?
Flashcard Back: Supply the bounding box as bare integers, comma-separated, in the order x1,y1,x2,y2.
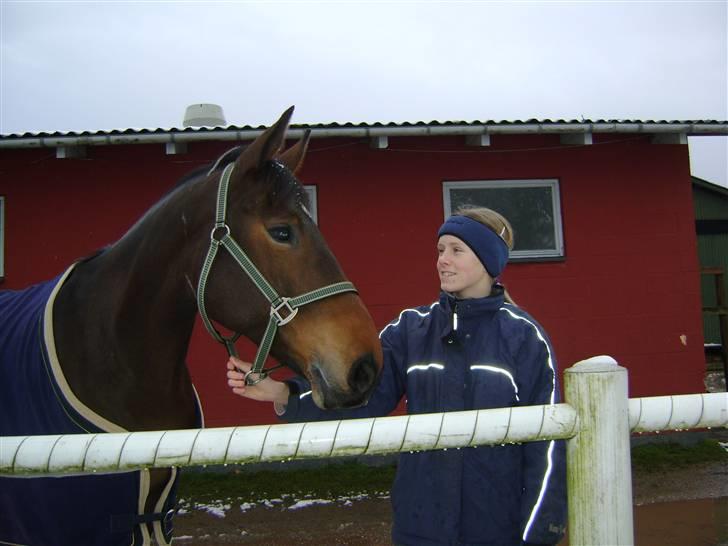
105,184,212,362
53,182,212,429
107,236,200,356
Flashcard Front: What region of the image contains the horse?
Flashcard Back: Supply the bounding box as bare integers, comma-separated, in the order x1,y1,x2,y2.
0,107,383,546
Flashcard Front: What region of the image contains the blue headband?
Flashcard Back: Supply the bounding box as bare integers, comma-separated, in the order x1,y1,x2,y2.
437,215,509,278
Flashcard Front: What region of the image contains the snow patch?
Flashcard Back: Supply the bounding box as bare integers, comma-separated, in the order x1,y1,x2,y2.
200,503,231,518
287,499,333,510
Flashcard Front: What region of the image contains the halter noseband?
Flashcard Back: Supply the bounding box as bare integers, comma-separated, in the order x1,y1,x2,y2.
196,162,357,385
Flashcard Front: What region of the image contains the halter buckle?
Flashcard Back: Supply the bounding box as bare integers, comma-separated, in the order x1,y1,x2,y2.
271,297,298,326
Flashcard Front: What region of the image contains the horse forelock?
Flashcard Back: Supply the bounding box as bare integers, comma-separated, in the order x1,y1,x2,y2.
263,159,310,214
209,145,309,213
178,147,305,209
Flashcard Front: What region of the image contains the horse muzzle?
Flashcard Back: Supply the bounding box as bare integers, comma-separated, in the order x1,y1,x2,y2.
310,353,381,410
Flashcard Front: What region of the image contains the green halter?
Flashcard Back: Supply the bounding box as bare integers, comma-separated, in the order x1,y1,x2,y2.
197,162,357,386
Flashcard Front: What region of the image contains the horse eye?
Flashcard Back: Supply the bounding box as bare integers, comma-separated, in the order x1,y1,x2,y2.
268,225,292,243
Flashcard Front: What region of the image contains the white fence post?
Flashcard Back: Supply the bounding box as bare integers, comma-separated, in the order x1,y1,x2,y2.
565,356,634,546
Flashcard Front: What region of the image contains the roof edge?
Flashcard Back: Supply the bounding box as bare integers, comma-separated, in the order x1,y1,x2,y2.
692,176,728,197
1,120,727,149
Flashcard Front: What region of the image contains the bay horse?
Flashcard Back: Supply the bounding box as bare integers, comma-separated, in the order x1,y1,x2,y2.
0,107,383,546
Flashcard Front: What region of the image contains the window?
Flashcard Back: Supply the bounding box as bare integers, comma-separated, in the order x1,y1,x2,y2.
0,196,4,279
303,185,318,224
443,180,564,260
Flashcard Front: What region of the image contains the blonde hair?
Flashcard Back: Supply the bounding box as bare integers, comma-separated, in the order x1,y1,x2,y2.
453,206,517,305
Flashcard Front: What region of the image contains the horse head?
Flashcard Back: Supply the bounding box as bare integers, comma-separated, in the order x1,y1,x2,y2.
199,107,383,409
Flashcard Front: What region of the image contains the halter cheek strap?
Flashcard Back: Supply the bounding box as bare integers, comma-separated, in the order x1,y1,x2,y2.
197,162,358,385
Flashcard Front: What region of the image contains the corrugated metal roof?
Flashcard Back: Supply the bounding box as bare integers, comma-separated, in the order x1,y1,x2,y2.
2,118,727,139
1,118,726,149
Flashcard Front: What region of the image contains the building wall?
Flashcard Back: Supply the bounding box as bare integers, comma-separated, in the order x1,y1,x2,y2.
0,134,704,427
693,180,728,344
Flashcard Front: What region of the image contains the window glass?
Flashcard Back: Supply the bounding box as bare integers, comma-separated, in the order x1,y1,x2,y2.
443,180,564,259
303,186,318,224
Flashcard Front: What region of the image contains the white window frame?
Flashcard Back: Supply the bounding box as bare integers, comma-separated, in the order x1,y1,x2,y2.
443,179,564,260
303,185,318,225
0,196,4,279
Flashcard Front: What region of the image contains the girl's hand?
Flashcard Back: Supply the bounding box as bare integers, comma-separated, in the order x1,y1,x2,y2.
226,357,290,405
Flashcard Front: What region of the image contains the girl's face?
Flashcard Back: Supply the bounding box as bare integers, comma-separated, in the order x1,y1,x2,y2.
437,235,493,299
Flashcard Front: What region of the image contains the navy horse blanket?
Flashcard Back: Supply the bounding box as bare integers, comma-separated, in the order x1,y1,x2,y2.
0,267,200,546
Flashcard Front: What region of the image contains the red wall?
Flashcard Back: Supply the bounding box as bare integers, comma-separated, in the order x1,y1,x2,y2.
0,134,705,427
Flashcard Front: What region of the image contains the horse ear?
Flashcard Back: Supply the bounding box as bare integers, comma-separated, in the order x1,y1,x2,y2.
277,129,311,174
235,106,295,173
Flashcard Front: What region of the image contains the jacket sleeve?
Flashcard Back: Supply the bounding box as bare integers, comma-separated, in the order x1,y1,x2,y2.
516,322,568,546
279,318,408,424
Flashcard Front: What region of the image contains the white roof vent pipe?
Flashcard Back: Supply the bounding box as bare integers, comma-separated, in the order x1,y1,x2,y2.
183,104,226,127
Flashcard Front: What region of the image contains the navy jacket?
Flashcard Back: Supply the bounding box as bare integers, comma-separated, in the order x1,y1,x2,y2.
281,288,567,546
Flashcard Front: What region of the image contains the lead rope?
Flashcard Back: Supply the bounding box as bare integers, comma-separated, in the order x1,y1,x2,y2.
197,163,358,385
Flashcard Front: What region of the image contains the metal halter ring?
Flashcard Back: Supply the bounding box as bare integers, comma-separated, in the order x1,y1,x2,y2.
244,369,268,386
210,224,231,243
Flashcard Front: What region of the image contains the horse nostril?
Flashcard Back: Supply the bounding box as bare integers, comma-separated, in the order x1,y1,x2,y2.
348,353,379,395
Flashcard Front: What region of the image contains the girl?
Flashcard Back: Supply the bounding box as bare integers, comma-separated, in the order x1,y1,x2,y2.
227,207,567,546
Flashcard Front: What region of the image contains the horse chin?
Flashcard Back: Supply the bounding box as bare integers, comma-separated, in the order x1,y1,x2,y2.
313,389,371,411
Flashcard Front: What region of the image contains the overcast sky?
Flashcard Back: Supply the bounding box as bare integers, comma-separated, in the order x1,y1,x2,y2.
1,1,726,186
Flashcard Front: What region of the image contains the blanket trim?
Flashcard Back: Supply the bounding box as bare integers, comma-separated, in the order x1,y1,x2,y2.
139,470,152,545
43,264,127,433
37,264,202,546
153,467,177,546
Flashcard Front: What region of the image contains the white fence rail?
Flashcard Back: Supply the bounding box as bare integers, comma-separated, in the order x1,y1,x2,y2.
1,356,726,545
629,393,726,432
0,404,579,475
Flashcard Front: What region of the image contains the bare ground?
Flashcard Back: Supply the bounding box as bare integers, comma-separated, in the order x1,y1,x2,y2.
173,459,728,545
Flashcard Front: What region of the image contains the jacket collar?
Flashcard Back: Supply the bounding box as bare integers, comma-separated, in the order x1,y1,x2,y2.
438,286,506,338
439,285,506,315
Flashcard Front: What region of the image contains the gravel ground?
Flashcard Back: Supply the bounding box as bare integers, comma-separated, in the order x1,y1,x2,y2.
633,459,728,505
173,458,727,545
